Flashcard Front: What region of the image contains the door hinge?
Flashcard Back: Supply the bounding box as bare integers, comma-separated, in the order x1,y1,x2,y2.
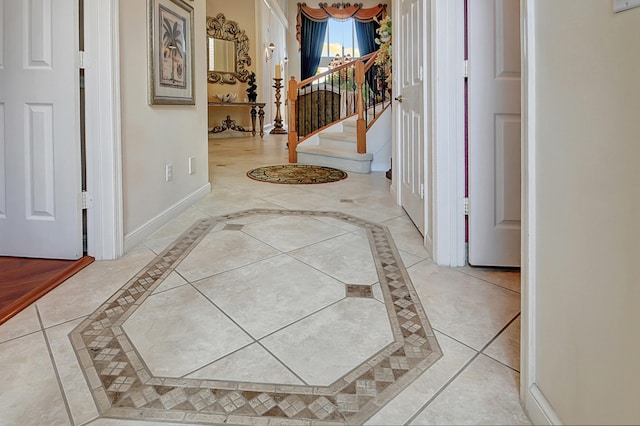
81,191,94,210
79,51,88,69
463,60,469,78
464,197,470,215
420,183,425,198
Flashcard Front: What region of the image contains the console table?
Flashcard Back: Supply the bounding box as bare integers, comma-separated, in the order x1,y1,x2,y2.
208,102,266,137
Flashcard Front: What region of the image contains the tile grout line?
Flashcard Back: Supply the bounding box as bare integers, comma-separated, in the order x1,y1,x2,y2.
403,351,481,426
35,304,76,426
454,268,522,295
281,239,381,292
404,313,522,425
255,340,310,386
147,212,372,383
238,215,356,253
0,328,42,345
479,312,522,373
187,275,341,385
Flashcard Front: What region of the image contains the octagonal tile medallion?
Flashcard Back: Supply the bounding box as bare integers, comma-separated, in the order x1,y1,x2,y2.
70,209,442,424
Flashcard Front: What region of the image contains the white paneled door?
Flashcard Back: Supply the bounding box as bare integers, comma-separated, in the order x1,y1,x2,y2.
468,0,521,266
397,0,426,235
0,0,83,259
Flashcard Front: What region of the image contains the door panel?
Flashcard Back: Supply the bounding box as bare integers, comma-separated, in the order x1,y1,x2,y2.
0,0,83,259
398,0,425,235
468,0,521,266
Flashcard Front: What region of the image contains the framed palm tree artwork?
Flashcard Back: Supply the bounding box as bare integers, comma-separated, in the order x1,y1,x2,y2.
148,0,194,104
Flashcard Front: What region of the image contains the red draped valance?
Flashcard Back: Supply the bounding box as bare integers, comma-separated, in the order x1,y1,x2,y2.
297,3,387,50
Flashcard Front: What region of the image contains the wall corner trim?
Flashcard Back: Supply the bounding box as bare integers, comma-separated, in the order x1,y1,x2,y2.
526,384,563,426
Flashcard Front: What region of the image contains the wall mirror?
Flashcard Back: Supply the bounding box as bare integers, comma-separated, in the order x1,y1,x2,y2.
206,13,251,84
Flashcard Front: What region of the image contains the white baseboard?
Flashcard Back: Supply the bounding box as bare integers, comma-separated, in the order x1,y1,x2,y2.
124,183,211,253
526,384,563,425
389,182,399,204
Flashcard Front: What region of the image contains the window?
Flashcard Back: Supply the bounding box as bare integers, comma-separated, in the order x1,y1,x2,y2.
317,18,360,74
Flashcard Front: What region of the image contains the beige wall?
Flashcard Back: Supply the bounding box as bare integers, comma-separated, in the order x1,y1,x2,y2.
119,0,209,238
532,1,640,423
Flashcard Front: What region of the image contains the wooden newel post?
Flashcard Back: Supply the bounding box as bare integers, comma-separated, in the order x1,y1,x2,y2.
355,60,367,154
288,76,299,163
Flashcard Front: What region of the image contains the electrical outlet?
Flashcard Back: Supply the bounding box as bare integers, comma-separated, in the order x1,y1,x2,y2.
188,157,195,175
165,164,173,182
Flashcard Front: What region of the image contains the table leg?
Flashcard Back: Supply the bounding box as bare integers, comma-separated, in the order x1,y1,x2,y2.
250,107,257,137
258,106,265,138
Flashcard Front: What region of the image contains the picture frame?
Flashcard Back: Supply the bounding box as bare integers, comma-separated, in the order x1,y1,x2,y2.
148,0,195,105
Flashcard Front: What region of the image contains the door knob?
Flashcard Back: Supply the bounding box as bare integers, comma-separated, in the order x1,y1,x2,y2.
394,95,403,102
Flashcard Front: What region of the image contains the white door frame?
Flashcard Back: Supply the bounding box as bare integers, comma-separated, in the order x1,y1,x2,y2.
83,0,123,260
519,1,557,423
431,0,466,267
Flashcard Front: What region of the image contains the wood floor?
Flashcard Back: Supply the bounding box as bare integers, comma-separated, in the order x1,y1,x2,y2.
0,256,94,325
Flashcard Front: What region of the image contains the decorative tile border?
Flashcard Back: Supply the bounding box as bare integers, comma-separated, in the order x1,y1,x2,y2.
70,209,442,424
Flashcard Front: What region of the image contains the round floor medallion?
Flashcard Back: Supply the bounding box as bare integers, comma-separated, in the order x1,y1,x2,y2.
246,164,348,184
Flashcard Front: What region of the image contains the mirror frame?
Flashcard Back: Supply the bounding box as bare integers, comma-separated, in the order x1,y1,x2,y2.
206,13,251,84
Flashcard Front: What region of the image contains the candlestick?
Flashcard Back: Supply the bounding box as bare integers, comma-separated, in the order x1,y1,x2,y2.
270,78,287,135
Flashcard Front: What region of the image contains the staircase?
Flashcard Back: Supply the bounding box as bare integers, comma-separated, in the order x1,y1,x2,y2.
297,119,374,174
287,51,392,173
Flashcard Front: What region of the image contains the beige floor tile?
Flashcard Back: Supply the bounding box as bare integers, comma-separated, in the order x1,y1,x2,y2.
218,177,311,199
194,254,344,339
261,297,393,386
455,265,521,293
46,318,100,425
409,260,521,350
0,305,40,343
194,188,285,217
398,249,427,268
241,215,347,252
337,193,405,224
142,207,212,254
382,216,432,259
122,285,252,377
289,232,378,286
261,190,340,211
0,332,71,426
86,419,206,426
372,282,383,302
186,343,304,385
409,354,530,425
36,247,157,328
1,134,529,425
365,331,477,425
302,173,392,200
484,316,521,372
311,214,363,232
175,229,280,282
152,271,188,294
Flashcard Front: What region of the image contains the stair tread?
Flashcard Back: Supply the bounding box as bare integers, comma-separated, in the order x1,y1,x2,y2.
297,145,373,160
318,132,357,142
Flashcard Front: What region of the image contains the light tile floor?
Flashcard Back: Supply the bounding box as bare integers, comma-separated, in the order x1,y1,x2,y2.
0,134,530,425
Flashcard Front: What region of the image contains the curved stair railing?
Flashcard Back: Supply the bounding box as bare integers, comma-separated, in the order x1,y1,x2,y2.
287,50,391,163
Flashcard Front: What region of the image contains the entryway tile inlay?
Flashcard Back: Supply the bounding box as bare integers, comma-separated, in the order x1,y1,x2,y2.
70,209,442,424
